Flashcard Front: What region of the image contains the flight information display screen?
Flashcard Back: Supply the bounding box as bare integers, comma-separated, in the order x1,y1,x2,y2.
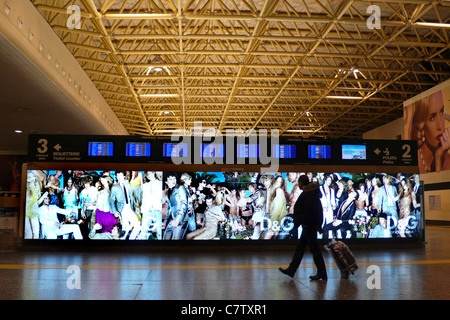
272,144,296,159
163,143,188,158
237,144,260,158
125,143,151,157
308,145,332,159
201,144,225,158
88,142,113,156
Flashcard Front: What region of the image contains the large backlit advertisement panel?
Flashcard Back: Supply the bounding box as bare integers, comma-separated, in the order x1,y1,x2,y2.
24,170,423,241
404,79,450,174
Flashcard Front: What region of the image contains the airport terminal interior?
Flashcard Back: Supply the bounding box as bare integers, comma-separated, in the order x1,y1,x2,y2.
0,0,450,303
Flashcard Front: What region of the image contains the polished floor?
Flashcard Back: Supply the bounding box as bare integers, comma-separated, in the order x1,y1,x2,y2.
0,226,449,301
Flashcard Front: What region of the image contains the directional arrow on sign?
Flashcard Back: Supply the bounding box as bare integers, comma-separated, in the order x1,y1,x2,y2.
374,148,381,155
54,144,62,151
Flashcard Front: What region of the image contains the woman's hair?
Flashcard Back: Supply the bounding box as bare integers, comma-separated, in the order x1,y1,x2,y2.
144,171,162,182
398,179,412,198
270,176,285,201
372,177,382,188
358,182,365,191
180,173,191,185
259,174,274,186
382,175,392,185
214,190,225,206
411,95,430,148
98,174,113,191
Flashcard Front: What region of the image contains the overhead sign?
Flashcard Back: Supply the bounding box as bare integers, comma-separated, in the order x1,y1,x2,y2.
365,140,417,166
27,134,418,167
32,136,83,162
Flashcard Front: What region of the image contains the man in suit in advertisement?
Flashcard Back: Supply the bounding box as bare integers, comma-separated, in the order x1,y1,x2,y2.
163,172,189,240
110,171,141,240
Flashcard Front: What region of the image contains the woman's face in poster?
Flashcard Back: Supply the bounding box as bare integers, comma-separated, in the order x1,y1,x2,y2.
424,91,445,150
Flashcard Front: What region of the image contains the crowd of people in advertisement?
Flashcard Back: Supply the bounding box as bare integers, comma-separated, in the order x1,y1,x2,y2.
24,170,422,241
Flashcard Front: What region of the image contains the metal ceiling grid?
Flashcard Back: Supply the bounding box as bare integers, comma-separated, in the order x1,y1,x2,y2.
31,0,450,138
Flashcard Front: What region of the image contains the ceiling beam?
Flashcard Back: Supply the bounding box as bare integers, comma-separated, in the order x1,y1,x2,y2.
79,0,153,135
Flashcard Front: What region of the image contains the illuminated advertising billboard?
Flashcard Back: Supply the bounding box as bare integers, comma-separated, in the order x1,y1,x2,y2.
24,170,422,241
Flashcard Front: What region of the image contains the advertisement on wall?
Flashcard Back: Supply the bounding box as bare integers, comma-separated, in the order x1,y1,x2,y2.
404,79,450,174
24,169,423,241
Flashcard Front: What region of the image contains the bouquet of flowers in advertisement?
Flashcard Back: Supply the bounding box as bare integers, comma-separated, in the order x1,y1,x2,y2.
218,220,253,239
353,211,370,238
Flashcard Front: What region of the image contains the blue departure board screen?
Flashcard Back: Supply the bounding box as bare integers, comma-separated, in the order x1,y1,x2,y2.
88,142,113,156
237,144,260,158
163,143,188,157
308,145,332,159
272,144,296,159
126,142,151,157
201,144,225,158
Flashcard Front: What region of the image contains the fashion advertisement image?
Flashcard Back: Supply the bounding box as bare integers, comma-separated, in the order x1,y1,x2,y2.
404,82,450,174
24,169,423,241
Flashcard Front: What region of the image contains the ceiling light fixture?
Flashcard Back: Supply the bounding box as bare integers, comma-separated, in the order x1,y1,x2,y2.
413,22,450,29
286,129,315,133
339,67,359,74
140,93,180,98
146,66,166,74
15,130,22,133
146,55,167,75
326,95,364,100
